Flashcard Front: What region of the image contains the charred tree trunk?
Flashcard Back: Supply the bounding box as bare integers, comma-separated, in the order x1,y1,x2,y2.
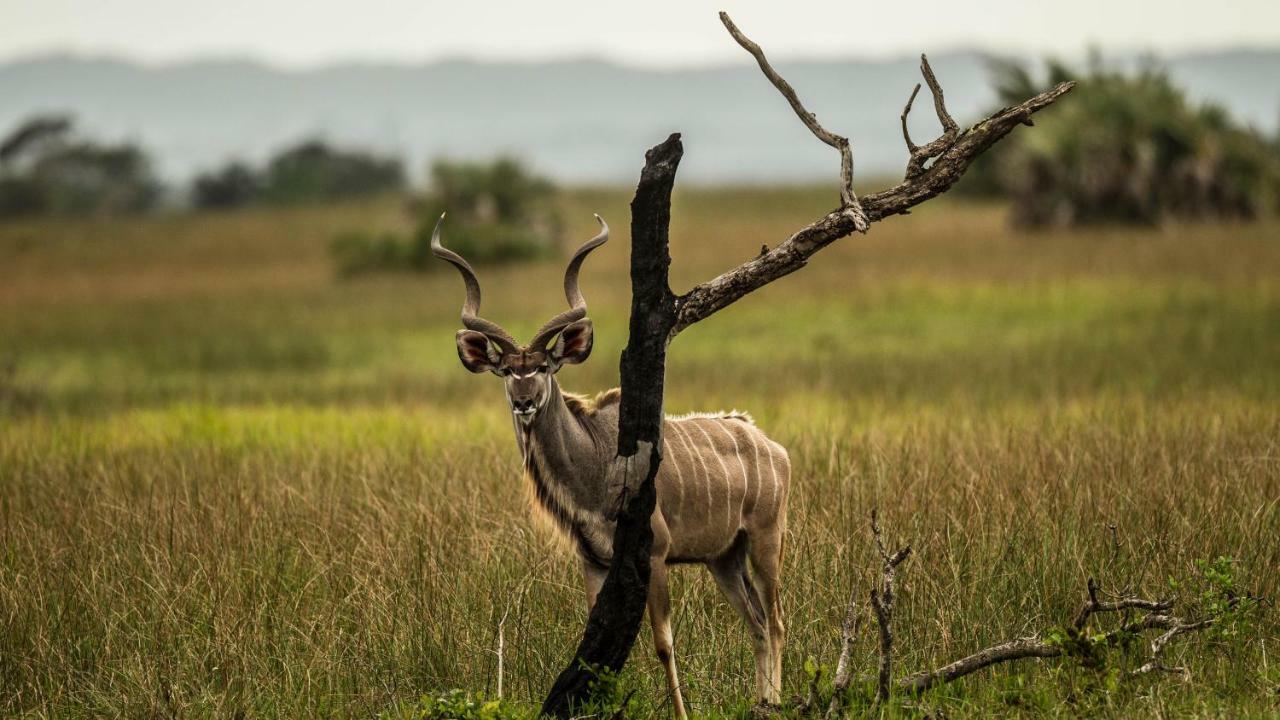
540,134,683,718
541,12,1073,715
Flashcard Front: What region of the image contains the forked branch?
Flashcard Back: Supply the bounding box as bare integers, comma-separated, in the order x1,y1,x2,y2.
902,54,961,179
869,510,911,703
719,11,867,230
671,14,1074,338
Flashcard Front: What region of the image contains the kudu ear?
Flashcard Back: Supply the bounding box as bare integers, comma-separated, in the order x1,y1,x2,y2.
456,330,503,374
549,318,593,369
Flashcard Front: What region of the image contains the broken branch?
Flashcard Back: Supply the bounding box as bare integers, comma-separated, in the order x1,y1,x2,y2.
719,11,867,229
672,18,1074,338
869,510,912,703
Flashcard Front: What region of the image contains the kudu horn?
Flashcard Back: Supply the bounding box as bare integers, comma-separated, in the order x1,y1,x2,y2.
529,214,609,352
429,214,520,355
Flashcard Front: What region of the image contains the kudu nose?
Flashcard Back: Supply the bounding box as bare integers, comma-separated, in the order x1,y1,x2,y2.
512,398,536,414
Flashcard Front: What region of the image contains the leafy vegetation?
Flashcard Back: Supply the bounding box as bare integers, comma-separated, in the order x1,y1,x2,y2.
962,58,1280,227
1,189,1277,717
331,157,560,276
0,114,161,217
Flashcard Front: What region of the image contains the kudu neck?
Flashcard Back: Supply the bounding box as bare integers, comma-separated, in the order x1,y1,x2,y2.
517,377,610,513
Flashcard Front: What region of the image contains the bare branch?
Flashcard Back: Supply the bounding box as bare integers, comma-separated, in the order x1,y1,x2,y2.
902,55,962,179
1073,577,1174,629
719,12,867,230
825,580,863,718
671,78,1074,338
897,580,1229,695
898,636,1060,693
868,510,912,703
920,54,959,134
1132,617,1214,675
900,83,922,152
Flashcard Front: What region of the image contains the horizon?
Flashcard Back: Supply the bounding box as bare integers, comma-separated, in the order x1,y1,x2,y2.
5,1,1279,70
6,42,1280,74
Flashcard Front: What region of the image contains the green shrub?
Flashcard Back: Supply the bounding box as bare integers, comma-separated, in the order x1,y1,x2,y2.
191,161,262,209
331,157,560,277
264,140,403,204
960,57,1280,227
329,231,412,277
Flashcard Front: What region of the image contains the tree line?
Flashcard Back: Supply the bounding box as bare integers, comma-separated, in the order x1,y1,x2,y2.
0,114,404,218
2,57,1278,230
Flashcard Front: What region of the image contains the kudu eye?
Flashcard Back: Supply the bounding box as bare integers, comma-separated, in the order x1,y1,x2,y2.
535,366,548,374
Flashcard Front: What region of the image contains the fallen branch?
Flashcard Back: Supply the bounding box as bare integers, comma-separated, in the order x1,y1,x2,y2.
819,515,1257,709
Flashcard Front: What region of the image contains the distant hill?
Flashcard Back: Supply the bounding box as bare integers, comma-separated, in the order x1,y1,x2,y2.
2,51,1277,184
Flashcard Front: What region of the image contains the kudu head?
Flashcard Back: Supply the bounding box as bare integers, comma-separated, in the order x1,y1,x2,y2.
432,214,608,426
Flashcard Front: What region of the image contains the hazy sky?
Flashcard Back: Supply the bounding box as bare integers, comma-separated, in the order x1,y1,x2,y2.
3,0,1278,67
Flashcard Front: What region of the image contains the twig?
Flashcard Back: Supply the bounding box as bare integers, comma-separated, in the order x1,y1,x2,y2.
825,580,863,717
900,83,922,153
1072,577,1172,629
902,55,962,179
719,12,868,230
869,510,912,703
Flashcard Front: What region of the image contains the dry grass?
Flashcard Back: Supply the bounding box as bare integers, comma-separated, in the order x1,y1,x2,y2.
1,188,1278,718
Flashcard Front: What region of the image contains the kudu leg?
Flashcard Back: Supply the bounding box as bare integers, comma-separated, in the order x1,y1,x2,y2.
647,560,688,719
582,560,607,613
748,531,786,704
708,553,772,704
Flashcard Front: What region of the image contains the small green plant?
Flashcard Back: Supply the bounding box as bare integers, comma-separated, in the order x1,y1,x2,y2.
380,690,530,720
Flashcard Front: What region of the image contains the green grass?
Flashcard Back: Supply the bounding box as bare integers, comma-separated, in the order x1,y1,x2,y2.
1,189,1278,718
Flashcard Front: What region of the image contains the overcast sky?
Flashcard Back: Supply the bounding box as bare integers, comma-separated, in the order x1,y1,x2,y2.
3,0,1278,67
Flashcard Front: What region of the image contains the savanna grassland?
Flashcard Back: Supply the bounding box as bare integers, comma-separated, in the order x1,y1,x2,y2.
1,187,1278,718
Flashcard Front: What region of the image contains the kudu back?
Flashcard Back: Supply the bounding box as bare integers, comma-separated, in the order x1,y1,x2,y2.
433,215,790,715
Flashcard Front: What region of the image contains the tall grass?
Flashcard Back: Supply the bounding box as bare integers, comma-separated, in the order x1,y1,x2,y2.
1,190,1277,717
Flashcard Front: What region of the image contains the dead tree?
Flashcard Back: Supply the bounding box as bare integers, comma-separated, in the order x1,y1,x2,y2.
540,13,1074,717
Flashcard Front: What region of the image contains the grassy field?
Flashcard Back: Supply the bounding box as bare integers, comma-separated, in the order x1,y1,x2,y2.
1,188,1278,718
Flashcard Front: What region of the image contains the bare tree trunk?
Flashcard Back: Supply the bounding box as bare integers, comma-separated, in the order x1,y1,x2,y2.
540,134,683,718
541,11,1074,714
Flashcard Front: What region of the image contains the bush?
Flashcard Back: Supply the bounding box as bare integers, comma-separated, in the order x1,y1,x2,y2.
264,140,403,204
0,115,161,218
191,161,261,210
329,231,411,277
331,157,561,277
190,142,403,211
960,57,1280,227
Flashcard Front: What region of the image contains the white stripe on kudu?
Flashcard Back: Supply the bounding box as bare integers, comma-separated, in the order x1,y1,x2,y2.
763,437,778,511
662,434,685,516
747,429,762,514
692,420,734,531
717,421,750,529
668,421,705,512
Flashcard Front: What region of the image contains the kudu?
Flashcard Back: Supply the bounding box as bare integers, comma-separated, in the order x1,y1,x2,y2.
433,216,790,715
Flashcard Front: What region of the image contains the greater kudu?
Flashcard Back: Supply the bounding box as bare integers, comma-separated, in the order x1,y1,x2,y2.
432,216,790,716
